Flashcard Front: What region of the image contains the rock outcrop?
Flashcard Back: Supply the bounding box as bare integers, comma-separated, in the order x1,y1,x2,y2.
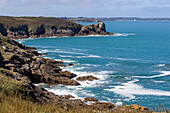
0,16,114,39
0,36,80,86
83,97,98,102
76,22,111,36
76,75,99,81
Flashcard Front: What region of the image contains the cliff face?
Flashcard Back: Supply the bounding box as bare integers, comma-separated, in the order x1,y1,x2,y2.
77,22,108,35
0,16,113,39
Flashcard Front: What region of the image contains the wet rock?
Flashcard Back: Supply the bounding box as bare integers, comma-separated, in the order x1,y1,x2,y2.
59,71,77,79
68,63,74,66
76,75,99,81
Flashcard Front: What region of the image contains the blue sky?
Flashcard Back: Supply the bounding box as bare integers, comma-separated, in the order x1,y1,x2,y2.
0,0,170,17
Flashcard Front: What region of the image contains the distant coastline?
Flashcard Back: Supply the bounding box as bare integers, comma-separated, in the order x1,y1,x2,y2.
63,17,170,23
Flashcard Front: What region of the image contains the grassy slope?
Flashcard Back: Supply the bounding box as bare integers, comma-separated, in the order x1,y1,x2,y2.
0,16,81,27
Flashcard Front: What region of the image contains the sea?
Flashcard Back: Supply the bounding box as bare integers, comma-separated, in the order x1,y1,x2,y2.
17,21,170,109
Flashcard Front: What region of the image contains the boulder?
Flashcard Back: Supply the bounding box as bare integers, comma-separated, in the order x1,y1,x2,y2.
59,71,77,79
76,75,99,81
68,63,74,66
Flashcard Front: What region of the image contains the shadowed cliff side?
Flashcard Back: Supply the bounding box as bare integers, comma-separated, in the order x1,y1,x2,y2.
0,16,114,39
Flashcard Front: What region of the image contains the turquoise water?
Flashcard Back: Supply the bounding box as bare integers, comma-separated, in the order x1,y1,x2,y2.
18,21,170,109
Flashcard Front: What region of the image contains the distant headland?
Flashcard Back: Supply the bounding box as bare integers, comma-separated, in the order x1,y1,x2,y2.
0,16,114,39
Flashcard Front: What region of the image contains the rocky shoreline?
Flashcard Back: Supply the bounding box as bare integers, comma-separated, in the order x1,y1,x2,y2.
0,16,152,112
0,35,152,112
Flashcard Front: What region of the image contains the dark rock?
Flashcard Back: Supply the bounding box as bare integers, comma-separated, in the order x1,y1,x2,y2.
83,97,98,102
59,71,77,79
64,95,75,99
76,75,99,81
41,53,48,55
68,63,74,66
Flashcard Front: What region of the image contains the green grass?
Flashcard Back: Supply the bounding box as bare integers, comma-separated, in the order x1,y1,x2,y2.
0,16,82,28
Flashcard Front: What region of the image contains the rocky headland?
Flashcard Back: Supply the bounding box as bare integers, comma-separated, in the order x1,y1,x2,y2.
0,16,152,112
0,16,114,39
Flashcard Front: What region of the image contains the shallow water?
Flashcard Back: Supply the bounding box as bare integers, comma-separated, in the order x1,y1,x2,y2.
17,21,170,109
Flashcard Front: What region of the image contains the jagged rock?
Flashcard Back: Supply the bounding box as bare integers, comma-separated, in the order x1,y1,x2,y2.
59,71,77,79
83,97,98,102
64,95,75,99
77,22,114,36
76,75,99,81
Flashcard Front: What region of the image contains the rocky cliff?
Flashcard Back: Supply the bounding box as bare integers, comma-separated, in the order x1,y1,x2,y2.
0,34,117,110
0,16,114,39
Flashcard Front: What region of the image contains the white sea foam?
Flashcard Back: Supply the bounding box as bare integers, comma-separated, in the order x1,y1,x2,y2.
61,66,114,87
114,33,136,36
74,67,87,70
39,85,96,101
134,71,170,79
46,87,84,100
38,49,86,55
55,59,77,63
33,45,57,48
69,48,87,52
81,64,101,67
106,57,140,61
59,55,101,58
105,79,170,100
106,62,117,66
38,49,49,53
43,56,55,59
153,80,166,83
54,49,86,55
16,38,35,43
157,64,166,67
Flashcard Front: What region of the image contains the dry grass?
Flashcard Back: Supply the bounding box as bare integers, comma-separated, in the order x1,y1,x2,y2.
0,92,97,113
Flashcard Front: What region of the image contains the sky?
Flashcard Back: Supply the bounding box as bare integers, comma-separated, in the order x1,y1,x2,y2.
0,0,170,17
